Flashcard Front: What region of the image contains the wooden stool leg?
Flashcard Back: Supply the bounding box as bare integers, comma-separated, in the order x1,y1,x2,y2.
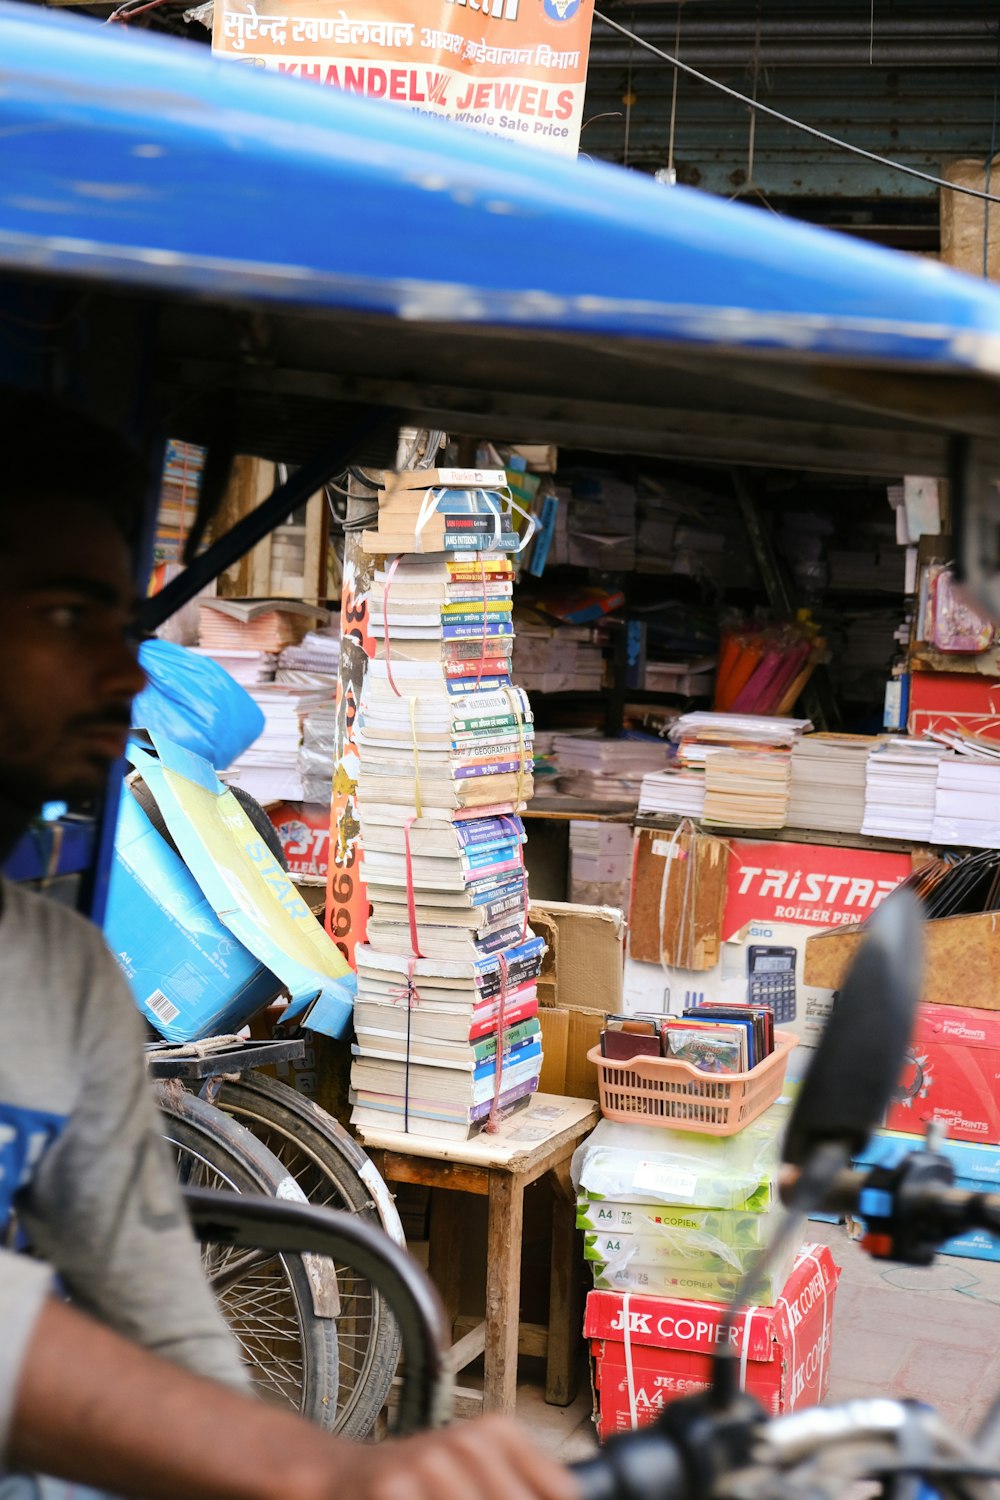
546,1161,580,1405
428,1188,465,1338
484,1171,524,1416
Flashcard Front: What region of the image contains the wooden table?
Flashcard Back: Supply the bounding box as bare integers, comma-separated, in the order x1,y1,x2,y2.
359,1094,598,1418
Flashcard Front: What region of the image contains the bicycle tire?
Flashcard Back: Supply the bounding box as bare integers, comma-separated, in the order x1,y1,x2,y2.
156,1084,340,1425
208,1073,403,1439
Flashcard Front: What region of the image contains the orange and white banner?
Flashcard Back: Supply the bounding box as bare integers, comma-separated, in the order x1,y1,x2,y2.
212,0,595,155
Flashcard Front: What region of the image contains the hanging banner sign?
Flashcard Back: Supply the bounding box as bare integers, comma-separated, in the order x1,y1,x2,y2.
212,0,595,156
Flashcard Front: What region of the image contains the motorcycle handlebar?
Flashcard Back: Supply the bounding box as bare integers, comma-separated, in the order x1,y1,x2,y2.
570,1426,689,1500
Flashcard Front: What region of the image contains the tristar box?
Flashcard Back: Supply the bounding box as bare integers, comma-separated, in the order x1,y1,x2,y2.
853,1131,1000,1262
586,1244,839,1438
268,802,332,884
107,738,356,1043
625,836,912,1079
884,1005,1000,1145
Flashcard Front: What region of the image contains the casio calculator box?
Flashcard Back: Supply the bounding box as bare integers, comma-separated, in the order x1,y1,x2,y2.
625,837,913,1079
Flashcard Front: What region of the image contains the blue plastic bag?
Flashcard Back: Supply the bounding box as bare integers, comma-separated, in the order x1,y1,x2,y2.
132,639,264,770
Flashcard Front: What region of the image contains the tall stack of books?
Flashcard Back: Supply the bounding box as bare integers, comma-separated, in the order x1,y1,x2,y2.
350,469,545,1141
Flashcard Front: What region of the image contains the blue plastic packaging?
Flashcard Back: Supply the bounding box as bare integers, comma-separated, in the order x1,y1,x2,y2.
132,639,264,770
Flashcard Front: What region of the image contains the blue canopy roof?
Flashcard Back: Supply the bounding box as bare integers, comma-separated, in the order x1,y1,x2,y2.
4,0,1000,374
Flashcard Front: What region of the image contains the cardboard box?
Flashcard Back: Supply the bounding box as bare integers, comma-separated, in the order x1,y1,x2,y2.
108,790,280,1040
629,827,730,971
107,737,355,1043
528,901,625,1013
268,801,331,883
885,1003,1000,1144
853,1130,1000,1262
624,838,912,1078
537,1006,603,1100
528,902,624,1100
586,1244,839,1436
805,913,1000,1011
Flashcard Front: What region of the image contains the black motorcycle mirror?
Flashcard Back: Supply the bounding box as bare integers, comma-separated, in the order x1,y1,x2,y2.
781,887,923,1179
708,889,923,1410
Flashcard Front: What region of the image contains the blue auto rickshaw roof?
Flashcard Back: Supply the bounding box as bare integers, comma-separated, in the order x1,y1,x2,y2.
4,0,1000,370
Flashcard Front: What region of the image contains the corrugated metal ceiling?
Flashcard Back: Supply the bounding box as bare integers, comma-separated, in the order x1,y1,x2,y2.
582,0,1000,242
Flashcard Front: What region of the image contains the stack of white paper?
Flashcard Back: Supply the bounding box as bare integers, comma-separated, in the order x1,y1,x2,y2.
861,739,948,841
931,757,1000,847
787,733,884,834
637,767,707,818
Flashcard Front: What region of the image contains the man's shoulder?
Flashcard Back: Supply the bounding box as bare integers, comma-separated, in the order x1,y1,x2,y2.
2,878,118,973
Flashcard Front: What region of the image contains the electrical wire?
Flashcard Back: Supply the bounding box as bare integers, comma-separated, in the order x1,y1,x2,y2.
106,0,177,22
593,9,1000,207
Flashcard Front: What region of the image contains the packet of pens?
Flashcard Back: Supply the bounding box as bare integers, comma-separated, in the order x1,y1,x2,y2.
601,1004,776,1075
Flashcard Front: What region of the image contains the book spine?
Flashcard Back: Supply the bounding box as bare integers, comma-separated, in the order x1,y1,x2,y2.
445,532,520,551
471,1017,541,1062
473,932,543,977
468,1073,539,1121
446,675,510,695
455,817,520,849
482,889,528,925
467,873,528,907
441,622,514,640
468,995,539,1041
454,759,527,779
472,1037,541,1078
476,923,525,955
452,713,529,735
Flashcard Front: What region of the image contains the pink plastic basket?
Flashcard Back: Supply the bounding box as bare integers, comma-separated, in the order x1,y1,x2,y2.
587,1030,797,1135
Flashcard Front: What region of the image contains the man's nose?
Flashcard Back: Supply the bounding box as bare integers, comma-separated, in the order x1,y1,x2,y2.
101,637,148,705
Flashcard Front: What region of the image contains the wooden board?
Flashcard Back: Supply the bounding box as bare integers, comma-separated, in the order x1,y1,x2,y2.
628,825,729,970
354,1093,598,1171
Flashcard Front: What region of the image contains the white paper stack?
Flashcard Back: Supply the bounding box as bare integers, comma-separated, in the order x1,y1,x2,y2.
787,734,884,834
861,739,948,841
553,736,670,802
931,757,1000,847
511,619,603,694
222,685,326,803
192,647,277,688
276,630,341,690
569,820,632,906
637,766,707,818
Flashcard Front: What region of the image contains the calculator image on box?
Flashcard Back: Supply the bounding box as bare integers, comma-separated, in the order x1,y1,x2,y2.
746,945,797,1023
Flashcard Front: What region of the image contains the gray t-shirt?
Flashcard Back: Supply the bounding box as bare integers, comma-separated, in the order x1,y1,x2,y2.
0,878,247,1457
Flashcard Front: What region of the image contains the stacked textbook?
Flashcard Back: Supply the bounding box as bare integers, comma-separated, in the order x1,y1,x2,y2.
787,733,882,834
350,470,545,1140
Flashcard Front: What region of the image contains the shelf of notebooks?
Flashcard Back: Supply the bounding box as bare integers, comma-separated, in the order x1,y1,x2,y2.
631,812,922,858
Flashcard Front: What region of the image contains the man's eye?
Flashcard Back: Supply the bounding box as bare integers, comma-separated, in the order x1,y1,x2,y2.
45,605,84,629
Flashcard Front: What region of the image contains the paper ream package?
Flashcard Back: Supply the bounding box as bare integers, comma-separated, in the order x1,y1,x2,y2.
586,1244,840,1437
577,1198,779,1246
588,1231,801,1302
571,1104,790,1212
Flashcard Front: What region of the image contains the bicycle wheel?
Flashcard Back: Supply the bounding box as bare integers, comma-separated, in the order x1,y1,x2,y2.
156,1083,340,1425
209,1073,403,1439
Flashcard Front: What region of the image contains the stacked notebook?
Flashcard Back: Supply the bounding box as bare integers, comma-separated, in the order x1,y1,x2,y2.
350,472,544,1140
552,736,670,803
361,467,519,555
637,766,707,818
276,630,341,691
199,598,330,653
786,733,882,834
222,684,326,803
930,756,1000,848
703,750,792,829
861,739,947,842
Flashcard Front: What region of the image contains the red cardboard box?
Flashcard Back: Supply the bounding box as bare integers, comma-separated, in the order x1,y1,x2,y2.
268,802,331,882
586,1244,839,1438
908,673,1000,743
887,1004,1000,1145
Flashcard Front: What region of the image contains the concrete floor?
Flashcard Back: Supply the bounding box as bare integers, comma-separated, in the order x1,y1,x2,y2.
514,1220,1000,1462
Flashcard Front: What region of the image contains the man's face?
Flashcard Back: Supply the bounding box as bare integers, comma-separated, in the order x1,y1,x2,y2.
0,496,146,804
